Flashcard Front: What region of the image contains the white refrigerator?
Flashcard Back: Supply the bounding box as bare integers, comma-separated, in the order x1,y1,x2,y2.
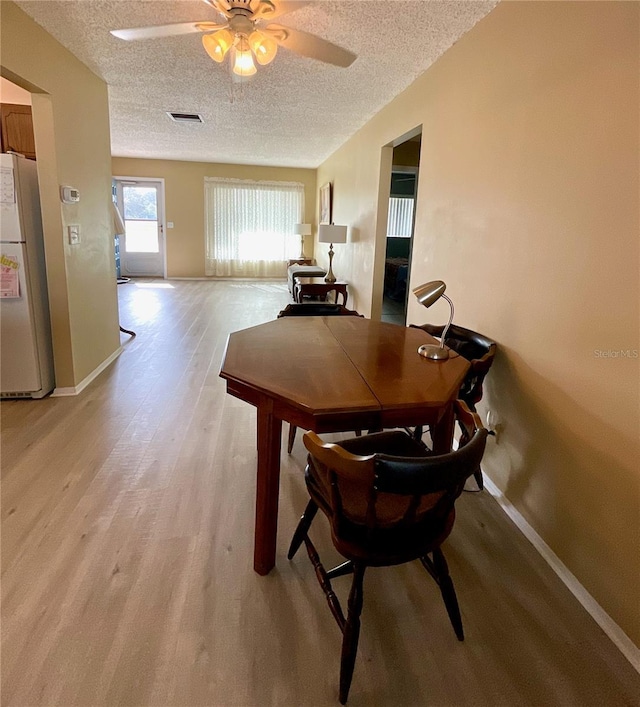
1,152,55,398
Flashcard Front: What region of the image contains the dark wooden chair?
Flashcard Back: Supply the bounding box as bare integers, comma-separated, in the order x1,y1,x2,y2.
277,303,364,452
288,401,488,704
411,323,497,488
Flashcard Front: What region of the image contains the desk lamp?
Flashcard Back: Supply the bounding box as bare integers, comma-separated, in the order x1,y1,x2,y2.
293,223,311,259
413,280,454,360
318,224,347,284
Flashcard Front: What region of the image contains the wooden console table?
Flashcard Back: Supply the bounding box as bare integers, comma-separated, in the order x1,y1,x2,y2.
294,277,348,306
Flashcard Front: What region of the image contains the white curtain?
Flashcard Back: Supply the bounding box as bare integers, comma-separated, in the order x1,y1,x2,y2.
387,197,415,238
205,177,304,278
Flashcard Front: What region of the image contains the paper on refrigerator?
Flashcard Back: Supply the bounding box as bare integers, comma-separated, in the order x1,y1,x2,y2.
0,254,20,298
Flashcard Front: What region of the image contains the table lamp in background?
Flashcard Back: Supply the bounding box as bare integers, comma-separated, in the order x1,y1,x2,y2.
413,280,454,360
293,223,311,259
318,224,347,284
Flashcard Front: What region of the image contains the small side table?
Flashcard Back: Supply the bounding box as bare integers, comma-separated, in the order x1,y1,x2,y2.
294,277,348,306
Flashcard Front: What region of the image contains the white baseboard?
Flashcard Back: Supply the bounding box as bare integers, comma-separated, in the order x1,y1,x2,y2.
51,346,123,397
170,277,285,282
482,474,640,674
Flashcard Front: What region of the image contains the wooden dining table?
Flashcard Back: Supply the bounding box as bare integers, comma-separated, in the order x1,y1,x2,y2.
219,316,469,575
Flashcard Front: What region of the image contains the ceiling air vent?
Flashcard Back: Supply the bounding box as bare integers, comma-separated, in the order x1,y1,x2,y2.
167,112,203,124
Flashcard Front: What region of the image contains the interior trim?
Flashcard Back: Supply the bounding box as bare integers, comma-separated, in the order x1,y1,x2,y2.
483,473,640,674
51,346,123,397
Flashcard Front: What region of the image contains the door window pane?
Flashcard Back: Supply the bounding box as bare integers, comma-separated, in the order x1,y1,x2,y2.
123,186,157,220
123,186,159,253
124,220,159,253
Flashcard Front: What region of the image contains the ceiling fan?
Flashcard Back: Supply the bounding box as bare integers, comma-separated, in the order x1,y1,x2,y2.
111,0,357,78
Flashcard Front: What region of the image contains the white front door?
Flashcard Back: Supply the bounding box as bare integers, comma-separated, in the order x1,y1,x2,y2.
115,180,165,277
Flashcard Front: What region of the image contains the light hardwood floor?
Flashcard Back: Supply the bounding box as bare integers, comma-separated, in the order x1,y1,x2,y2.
2,279,639,707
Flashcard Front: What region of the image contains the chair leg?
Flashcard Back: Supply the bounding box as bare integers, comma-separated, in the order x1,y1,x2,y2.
304,536,346,631
287,500,318,559
287,424,297,454
473,466,484,490
339,563,366,704
431,548,464,641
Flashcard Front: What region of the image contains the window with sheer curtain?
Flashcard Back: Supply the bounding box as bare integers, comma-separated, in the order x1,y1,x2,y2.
387,197,415,238
204,177,304,278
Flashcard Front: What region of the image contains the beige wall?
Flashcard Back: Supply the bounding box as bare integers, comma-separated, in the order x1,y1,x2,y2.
111,158,317,277
1,2,120,388
392,139,420,168
317,2,639,647
0,76,31,104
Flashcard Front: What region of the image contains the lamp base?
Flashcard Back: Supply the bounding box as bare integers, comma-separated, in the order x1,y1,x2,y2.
324,243,336,284
417,344,449,360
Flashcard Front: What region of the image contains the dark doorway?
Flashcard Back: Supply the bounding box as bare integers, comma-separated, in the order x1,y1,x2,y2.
381,135,421,324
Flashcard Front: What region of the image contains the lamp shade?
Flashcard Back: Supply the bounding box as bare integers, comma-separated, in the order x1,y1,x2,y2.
202,29,233,63
294,223,312,236
413,280,446,308
249,30,278,65
412,280,454,360
318,224,347,244
232,37,257,77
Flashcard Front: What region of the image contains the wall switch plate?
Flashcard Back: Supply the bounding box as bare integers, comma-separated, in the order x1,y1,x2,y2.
68,224,80,245
167,221,174,229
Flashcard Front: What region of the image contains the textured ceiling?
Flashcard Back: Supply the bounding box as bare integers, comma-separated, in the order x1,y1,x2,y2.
15,0,498,168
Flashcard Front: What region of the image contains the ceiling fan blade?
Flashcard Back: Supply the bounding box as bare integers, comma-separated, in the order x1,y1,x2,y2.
203,0,233,19
263,24,356,67
252,0,312,20
111,21,226,41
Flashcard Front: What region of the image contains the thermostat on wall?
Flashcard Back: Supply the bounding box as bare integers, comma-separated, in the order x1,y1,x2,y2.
60,186,80,204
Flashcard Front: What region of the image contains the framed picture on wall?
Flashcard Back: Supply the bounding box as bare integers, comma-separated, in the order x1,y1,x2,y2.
319,182,332,224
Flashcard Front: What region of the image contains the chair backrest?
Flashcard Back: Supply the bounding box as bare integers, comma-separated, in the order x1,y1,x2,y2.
411,323,497,408
278,303,363,318
302,401,487,562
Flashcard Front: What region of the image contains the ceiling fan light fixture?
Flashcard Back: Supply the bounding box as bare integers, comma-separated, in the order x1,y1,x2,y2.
202,28,233,62
248,30,277,65
231,36,257,77
111,0,358,81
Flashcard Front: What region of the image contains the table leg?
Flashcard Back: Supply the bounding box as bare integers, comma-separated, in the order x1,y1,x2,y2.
430,402,456,454
254,401,282,575
329,285,347,307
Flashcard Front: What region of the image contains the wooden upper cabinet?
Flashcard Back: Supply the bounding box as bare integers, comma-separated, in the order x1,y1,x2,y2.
1,104,36,160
